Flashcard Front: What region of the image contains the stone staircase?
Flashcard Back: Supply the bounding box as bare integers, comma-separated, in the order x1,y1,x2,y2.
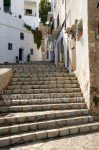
0,62,99,148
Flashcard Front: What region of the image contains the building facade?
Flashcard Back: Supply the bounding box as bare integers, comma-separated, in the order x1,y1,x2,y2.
49,0,99,114
49,0,67,66
0,0,42,63
0,0,40,29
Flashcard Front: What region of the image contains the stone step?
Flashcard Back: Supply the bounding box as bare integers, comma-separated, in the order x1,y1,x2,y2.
0,121,99,148
10,80,78,85
4,88,81,94
0,109,89,126
7,84,79,90
3,92,82,99
0,103,87,113
12,69,68,72
11,76,77,81
0,116,94,136
13,72,75,78
0,97,84,106
12,72,72,77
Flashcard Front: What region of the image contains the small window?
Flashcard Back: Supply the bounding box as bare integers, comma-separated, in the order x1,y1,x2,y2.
20,33,24,40
30,49,33,55
8,43,12,50
26,9,32,15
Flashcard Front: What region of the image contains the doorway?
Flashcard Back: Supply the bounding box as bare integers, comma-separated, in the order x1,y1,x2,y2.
71,37,76,71
19,48,24,61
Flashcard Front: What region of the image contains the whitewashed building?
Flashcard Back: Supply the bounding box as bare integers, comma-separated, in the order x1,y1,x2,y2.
0,0,42,63
48,0,67,65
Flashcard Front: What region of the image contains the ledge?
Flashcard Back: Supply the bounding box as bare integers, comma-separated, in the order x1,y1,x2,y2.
0,68,12,95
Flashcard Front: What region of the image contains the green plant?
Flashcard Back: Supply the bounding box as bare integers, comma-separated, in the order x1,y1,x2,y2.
15,56,19,63
24,24,31,31
39,0,51,25
27,54,30,62
24,24,42,49
93,97,99,106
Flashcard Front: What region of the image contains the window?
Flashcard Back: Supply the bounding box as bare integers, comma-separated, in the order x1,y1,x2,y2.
4,0,11,13
8,43,12,50
20,33,24,40
30,49,33,55
25,9,32,15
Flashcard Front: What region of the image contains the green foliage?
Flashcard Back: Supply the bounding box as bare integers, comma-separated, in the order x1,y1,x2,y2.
27,54,30,62
24,24,42,49
39,0,51,25
15,56,19,63
93,97,99,106
24,24,31,31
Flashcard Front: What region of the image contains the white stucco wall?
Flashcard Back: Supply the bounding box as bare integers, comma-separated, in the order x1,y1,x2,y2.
0,0,3,11
0,0,40,29
0,11,42,63
54,29,67,67
66,0,90,107
11,0,24,16
23,16,40,29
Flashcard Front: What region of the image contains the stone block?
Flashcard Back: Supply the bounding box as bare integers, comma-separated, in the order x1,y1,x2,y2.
36,131,47,140
80,126,90,133
47,129,59,138
59,128,69,136
69,127,79,134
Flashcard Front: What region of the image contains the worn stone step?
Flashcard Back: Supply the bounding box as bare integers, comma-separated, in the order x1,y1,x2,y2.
0,97,84,106
0,116,94,136
0,109,89,126
0,121,99,148
0,103,87,113
7,84,79,90
13,72,71,78
3,92,82,99
13,70,75,77
12,69,68,73
11,76,77,82
4,88,81,94
9,80,78,86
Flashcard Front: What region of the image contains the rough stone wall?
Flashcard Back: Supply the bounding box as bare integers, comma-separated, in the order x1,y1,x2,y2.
88,0,99,115
0,68,12,95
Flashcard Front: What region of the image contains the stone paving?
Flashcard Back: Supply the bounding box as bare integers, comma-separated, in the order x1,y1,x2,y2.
3,132,98,150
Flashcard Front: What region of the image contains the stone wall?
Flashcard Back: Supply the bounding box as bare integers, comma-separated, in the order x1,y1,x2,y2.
88,0,99,115
0,68,12,95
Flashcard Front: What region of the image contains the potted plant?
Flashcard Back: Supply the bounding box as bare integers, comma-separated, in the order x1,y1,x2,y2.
27,54,30,62
15,56,19,63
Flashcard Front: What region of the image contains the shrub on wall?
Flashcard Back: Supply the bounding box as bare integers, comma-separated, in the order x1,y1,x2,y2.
24,24,42,49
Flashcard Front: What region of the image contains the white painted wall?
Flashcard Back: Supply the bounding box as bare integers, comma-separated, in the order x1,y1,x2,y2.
0,11,42,63
23,16,40,29
50,0,67,66
11,0,24,16
0,0,3,11
66,0,90,107
0,0,40,29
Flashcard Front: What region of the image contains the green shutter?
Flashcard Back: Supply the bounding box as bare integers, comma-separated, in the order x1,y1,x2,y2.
4,0,10,6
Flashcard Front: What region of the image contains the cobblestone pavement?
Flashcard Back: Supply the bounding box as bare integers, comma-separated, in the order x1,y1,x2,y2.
2,132,99,150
